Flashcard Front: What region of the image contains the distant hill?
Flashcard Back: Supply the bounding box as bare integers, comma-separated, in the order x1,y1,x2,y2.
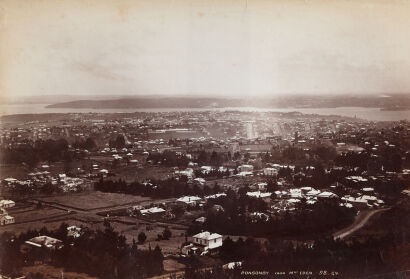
46,97,248,109
45,95,410,110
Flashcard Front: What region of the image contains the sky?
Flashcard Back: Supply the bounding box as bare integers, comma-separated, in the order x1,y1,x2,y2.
1,0,410,103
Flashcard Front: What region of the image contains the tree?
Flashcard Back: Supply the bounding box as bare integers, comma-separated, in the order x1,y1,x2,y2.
198,150,209,164
110,135,126,149
171,204,185,217
390,153,402,172
85,137,97,150
162,228,172,240
138,232,147,244
210,151,219,166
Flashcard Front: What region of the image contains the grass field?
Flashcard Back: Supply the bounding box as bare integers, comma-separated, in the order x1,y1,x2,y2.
12,206,68,223
37,191,152,210
22,264,98,279
0,200,73,234
138,236,187,255
163,259,186,272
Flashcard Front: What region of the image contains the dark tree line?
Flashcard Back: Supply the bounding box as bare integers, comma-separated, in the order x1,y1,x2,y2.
1,138,69,167
147,150,189,167
72,137,97,151
188,191,356,238
94,178,221,199
109,135,126,149
335,150,402,173
196,150,230,166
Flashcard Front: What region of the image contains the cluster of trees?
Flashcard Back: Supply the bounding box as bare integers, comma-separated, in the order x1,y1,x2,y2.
262,145,337,163
292,163,333,189
157,227,172,241
280,147,307,162
188,190,356,238
6,180,77,197
335,151,372,170
266,163,335,189
335,150,403,173
72,137,97,151
109,135,126,149
94,178,222,199
196,150,231,166
1,138,69,167
262,144,338,165
147,150,190,167
0,222,164,279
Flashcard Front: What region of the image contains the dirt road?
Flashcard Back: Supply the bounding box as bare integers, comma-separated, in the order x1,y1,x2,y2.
333,207,390,240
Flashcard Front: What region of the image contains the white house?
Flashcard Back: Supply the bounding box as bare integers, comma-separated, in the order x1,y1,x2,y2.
201,166,213,174
176,196,202,206
246,191,272,198
192,231,223,250
58,174,67,183
25,235,63,249
139,206,166,216
318,191,338,198
3,178,17,186
0,200,15,208
263,168,278,176
0,210,14,225
175,168,194,178
238,164,254,173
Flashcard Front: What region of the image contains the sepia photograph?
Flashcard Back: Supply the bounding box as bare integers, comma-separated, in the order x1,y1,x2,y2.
0,0,409,278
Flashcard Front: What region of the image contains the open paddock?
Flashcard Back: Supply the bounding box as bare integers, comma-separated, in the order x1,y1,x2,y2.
6,200,38,213
138,236,187,255
163,258,186,273
115,221,187,250
0,212,75,235
37,191,152,211
12,206,69,223
22,264,98,279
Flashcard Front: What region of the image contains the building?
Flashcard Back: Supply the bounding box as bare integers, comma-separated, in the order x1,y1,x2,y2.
238,164,254,173
0,200,15,226
0,200,15,208
263,168,278,176
192,231,223,250
25,235,63,249
176,196,202,206
58,174,67,183
182,231,223,255
139,206,166,217
247,191,272,198
0,210,14,225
